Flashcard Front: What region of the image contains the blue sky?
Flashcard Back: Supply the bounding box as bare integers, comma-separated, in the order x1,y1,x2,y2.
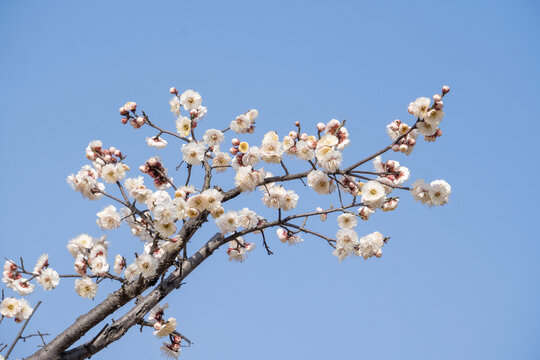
1,1,539,359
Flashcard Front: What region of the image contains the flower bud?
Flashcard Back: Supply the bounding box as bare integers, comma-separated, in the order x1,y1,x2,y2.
119,107,128,115
434,101,444,110
154,322,162,330
299,133,308,141
148,157,158,167
114,150,122,157
391,144,400,152
169,87,178,94
288,131,298,139
229,147,239,155
171,343,181,351
103,154,113,163
231,138,240,146
442,85,450,94
294,121,300,127
433,94,442,102
399,144,408,153
407,138,416,146
124,102,137,111
121,117,128,124
248,126,255,133
317,122,326,132
136,116,145,126
172,335,182,343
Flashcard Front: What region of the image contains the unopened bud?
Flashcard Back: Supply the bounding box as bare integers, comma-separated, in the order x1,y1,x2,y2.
407,138,416,146
103,154,112,162
230,147,239,155
136,116,145,126
399,144,408,153
231,138,240,146
442,85,450,94
119,107,128,115
294,121,300,127
299,133,308,141
392,144,400,152
433,94,442,102
169,87,178,94
316,122,326,132
434,101,444,110
148,157,158,167
248,126,255,134
121,117,128,124
435,129,443,137
289,131,298,139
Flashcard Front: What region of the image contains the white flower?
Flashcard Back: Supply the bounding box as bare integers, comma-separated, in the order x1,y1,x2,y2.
190,105,207,121
411,179,432,205
358,231,385,259
1,297,20,318
169,96,181,116
135,254,158,278
155,222,177,237
67,233,94,257
96,205,122,230
318,149,342,172
33,253,49,274
201,188,224,211
37,268,60,290
408,97,431,118
242,146,261,167
203,129,224,147
416,120,439,136
295,140,315,161
146,136,168,149
361,181,386,208
230,114,252,133
423,109,444,126
237,208,259,229
337,213,357,229
316,207,327,221
307,170,335,194
212,151,231,172
89,256,109,276
276,228,303,245
161,342,181,359
114,255,125,275
124,176,152,203
261,185,287,209
124,263,140,281
383,198,399,212
13,279,34,296
179,90,202,111
100,163,127,183
67,165,105,200
215,210,238,234
175,116,191,137
358,205,375,221
227,237,255,262
336,228,359,249
181,142,205,165
75,277,98,299
154,317,177,338
281,190,299,211
153,201,179,224
15,298,33,322
235,166,265,192
148,303,169,323
429,180,451,206
260,140,284,163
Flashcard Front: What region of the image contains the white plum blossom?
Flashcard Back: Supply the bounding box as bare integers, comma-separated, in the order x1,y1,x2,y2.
215,210,238,234
179,89,202,111
175,116,191,137
307,170,335,194
146,136,168,149
124,176,152,203
169,96,181,116
429,180,451,206
37,268,60,290
33,253,49,274
67,165,105,200
361,181,386,208
96,205,122,230
235,166,265,192
100,163,128,183
114,255,125,275
75,277,98,299
181,142,205,165
203,129,224,147
337,213,357,229
136,254,158,278
226,237,255,262
212,151,231,171
358,231,385,259
408,97,431,119
1,297,21,318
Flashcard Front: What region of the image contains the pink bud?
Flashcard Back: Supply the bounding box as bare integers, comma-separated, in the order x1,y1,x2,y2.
299,133,308,141
169,87,178,94
192,121,198,128
442,85,450,94
148,157,158,166
307,140,317,149
171,343,181,351
316,123,325,132
407,105,414,115
119,107,128,115
172,335,182,343
136,116,145,126
231,138,240,146
121,117,128,124
248,126,255,133
392,144,400,152
433,94,442,102
435,129,443,137
434,101,444,110
407,138,416,146
114,150,122,157
139,165,147,173
153,323,162,330
289,131,298,139
230,147,239,155
109,146,117,153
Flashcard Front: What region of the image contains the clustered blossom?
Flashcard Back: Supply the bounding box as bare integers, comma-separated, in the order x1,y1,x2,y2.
411,179,452,207
276,228,303,245
230,109,258,134
0,297,33,322
139,156,173,189
56,85,454,358
226,237,255,262
2,260,34,296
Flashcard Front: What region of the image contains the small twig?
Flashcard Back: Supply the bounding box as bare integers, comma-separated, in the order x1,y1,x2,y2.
260,231,273,255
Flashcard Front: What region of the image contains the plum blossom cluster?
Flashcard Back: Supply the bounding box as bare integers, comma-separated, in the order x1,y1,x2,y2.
0,85,452,359
0,297,33,322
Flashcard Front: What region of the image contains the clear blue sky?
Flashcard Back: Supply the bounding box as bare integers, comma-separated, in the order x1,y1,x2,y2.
1,1,539,359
